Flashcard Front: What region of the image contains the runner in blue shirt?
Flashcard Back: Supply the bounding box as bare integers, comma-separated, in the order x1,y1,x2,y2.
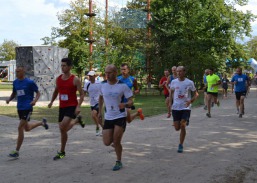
231,67,250,118
6,66,48,158
117,63,144,122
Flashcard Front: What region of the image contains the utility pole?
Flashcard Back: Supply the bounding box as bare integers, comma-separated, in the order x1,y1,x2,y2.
85,0,96,70
146,0,151,86
105,0,109,63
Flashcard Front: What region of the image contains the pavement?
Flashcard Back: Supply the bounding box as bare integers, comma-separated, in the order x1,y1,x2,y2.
0,88,257,183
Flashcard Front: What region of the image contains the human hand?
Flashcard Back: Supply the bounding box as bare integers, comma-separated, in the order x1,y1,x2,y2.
48,102,53,108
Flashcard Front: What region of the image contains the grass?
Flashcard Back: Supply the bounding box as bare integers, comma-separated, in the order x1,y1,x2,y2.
0,83,12,90
0,92,204,124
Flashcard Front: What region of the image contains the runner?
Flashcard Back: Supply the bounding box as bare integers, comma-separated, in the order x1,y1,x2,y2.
221,74,229,98
231,67,249,118
159,69,170,118
48,58,85,160
117,63,144,123
206,68,221,118
169,66,199,153
166,66,177,90
84,70,103,136
6,66,48,158
98,64,133,171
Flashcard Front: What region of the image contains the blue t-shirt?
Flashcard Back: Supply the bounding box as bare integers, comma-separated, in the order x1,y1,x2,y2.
203,74,207,84
117,75,135,103
231,74,248,92
13,78,39,110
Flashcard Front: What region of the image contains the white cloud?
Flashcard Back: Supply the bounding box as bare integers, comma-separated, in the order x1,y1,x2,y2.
0,0,69,45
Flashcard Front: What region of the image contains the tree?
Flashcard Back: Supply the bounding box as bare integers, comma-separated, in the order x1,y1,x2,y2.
0,40,19,61
150,0,256,87
247,36,257,59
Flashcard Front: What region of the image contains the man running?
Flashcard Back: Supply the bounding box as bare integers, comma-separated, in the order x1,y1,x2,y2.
169,66,199,153
84,70,103,136
6,66,48,158
206,68,221,118
159,69,170,118
118,63,144,122
98,64,133,171
48,58,85,160
231,67,249,118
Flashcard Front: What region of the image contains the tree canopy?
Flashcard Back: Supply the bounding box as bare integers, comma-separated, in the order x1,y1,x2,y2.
0,40,19,61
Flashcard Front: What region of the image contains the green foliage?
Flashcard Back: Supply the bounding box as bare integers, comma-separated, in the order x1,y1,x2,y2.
150,0,256,85
0,40,19,61
247,36,257,59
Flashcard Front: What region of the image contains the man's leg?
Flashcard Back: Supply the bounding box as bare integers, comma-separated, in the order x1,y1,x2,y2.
113,125,124,162
127,108,144,123
15,119,27,151
179,120,187,145
206,94,212,117
204,92,208,109
166,96,171,118
239,95,245,116
59,117,74,153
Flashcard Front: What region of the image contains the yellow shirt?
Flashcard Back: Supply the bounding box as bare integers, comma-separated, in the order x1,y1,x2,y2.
206,74,220,93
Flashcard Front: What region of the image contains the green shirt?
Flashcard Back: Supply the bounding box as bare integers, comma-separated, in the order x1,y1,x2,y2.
206,74,220,93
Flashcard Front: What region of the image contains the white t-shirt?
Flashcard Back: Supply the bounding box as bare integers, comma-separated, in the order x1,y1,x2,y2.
100,80,133,120
170,78,196,110
83,81,101,106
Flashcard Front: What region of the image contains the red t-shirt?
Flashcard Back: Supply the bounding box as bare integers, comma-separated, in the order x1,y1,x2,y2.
57,74,78,108
159,76,169,95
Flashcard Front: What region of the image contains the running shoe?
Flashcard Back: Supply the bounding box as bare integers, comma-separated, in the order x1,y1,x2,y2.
206,113,211,118
42,118,48,130
236,109,239,114
77,115,85,128
203,106,207,110
8,150,19,158
137,108,144,120
113,161,123,171
216,101,220,107
96,127,100,136
177,144,183,153
53,151,65,160
167,113,171,118
239,114,243,118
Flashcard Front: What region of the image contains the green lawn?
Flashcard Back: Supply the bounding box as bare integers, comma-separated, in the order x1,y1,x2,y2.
0,83,12,90
0,93,204,124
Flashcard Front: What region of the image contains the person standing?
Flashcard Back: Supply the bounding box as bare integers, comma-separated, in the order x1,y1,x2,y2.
169,66,199,153
221,74,229,98
231,67,249,118
6,66,48,158
98,64,133,171
159,69,170,118
206,68,221,118
118,63,144,122
84,70,103,136
48,58,85,160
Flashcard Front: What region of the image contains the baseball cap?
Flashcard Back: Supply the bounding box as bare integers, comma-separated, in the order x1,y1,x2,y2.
87,71,95,76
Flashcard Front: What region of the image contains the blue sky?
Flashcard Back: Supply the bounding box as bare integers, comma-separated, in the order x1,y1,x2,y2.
0,0,256,46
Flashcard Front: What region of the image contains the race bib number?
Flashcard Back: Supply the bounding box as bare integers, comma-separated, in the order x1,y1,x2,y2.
17,90,25,96
106,104,118,112
60,94,68,101
238,78,243,82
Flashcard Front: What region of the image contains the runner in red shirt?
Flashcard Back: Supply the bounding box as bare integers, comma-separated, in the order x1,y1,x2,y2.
48,58,85,160
159,69,171,118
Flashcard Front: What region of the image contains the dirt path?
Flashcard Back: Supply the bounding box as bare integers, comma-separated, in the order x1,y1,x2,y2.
0,89,257,183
